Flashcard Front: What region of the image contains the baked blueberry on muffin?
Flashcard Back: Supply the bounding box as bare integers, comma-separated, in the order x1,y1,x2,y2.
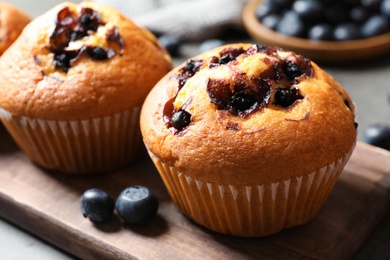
0,1,172,174
141,43,357,237
0,2,31,55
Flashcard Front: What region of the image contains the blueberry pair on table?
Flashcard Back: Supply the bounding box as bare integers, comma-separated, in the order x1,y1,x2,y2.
81,186,159,225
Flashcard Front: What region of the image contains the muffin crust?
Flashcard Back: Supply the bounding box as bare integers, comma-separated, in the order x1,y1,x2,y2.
141,43,357,185
0,2,30,55
0,1,172,120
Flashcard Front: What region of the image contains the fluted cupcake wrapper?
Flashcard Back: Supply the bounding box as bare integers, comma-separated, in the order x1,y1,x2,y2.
146,142,355,237
0,107,142,174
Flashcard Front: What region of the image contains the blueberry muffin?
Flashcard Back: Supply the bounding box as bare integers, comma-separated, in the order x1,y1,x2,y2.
0,1,172,174
0,2,31,55
140,43,357,237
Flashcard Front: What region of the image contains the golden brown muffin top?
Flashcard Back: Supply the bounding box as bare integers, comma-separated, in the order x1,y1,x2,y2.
141,43,357,185
0,1,172,120
0,2,31,55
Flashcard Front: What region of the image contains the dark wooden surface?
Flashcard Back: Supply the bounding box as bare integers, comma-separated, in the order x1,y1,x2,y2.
1,124,390,259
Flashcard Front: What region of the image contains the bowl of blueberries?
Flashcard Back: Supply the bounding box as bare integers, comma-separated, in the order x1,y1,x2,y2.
243,0,390,63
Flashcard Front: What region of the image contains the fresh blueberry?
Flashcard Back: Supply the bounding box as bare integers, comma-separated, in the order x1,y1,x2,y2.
349,7,370,24
333,23,361,41
263,0,288,12
255,3,273,20
387,88,390,104
158,34,182,57
363,123,390,150
386,88,390,107
360,0,382,11
308,24,334,41
273,0,294,8
199,39,225,53
116,186,159,225
80,188,115,223
323,4,349,25
361,15,390,38
322,0,338,4
382,0,390,17
262,14,282,30
292,0,323,24
255,0,389,42
342,0,361,5
276,11,306,37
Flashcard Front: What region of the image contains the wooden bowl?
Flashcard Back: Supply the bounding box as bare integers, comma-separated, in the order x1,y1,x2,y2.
242,0,390,63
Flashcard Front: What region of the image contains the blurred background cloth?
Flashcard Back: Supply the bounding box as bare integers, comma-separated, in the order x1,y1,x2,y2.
93,0,249,41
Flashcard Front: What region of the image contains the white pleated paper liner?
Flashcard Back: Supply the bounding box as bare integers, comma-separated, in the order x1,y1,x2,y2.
146,142,355,237
0,107,142,174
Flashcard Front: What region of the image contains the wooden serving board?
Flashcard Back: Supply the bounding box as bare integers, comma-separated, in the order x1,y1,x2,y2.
1,124,390,260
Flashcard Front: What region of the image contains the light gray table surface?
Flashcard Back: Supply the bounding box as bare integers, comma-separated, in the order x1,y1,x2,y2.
1,1,390,259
